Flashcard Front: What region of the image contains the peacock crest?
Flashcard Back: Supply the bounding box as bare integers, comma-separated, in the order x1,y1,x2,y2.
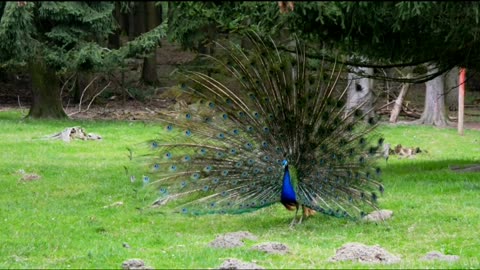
128,32,384,226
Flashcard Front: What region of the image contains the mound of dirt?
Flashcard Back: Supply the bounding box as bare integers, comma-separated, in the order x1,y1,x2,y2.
362,210,394,222
16,169,41,182
209,231,258,249
251,242,289,255
218,258,264,270
421,251,460,262
121,259,153,270
330,242,401,264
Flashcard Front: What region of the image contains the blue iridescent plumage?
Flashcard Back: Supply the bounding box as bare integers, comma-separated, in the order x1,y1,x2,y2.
281,162,296,205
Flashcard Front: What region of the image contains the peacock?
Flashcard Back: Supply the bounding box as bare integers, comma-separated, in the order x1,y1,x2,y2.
127,32,385,226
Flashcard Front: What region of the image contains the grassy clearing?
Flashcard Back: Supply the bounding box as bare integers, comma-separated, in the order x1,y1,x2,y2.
1,109,479,269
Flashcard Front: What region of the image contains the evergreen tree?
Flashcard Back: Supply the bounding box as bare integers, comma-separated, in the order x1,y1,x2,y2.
0,1,166,119
285,2,480,82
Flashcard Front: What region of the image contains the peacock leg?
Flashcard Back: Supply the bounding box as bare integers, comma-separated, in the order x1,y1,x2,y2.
289,205,300,228
298,207,306,225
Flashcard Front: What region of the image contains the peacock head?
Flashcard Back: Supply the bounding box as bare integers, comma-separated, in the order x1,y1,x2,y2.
282,159,288,168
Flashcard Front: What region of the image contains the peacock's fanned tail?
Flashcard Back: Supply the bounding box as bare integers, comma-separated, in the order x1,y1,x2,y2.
129,32,384,219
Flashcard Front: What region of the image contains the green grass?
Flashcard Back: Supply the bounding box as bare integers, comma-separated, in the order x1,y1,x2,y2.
1,109,479,269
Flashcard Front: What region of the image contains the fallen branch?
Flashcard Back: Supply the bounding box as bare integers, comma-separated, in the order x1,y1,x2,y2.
377,107,421,118
77,75,99,112
17,95,23,110
84,82,111,112
69,81,111,116
59,72,77,97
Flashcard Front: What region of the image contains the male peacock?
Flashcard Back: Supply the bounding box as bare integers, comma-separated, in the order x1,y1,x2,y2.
128,32,385,226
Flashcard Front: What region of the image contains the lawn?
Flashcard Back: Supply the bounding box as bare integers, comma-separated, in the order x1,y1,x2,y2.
1,109,479,269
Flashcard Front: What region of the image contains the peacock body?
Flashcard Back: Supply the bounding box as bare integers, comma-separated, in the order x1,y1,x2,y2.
128,32,384,225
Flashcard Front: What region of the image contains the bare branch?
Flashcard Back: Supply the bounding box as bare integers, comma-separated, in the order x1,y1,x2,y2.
77,76,99,112
68,81,111,116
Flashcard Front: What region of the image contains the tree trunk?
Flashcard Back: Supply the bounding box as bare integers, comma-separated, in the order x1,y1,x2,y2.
134,2,146,38
389,70,412,123
414,66,448,126
141,1,159,85
346,66,374,118
127,3,135,41
389,74,411,123
108,2,122,49
444,66,459,111
27,58,68,119
198,23,216,56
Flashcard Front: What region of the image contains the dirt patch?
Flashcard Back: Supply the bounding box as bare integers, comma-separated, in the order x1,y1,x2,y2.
421,251,460,262
330,242,401,264
251,242,289,255
65,98,172,121
362,210,394,222
209,231,258,249
218,258,264,270
121,259,153,270
16,169,41,182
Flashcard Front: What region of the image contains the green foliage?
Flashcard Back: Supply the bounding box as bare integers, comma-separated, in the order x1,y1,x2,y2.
0,110,480,268
0,2,35,67
287,2,480,71
0,2,167,74
110,21,167,60
167,2,282,50
0,2,115,73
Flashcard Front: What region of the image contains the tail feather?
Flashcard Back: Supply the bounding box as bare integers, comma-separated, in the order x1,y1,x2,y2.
128,32,384,219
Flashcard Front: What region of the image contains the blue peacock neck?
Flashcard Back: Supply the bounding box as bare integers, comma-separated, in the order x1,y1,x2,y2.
281,162,297,204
